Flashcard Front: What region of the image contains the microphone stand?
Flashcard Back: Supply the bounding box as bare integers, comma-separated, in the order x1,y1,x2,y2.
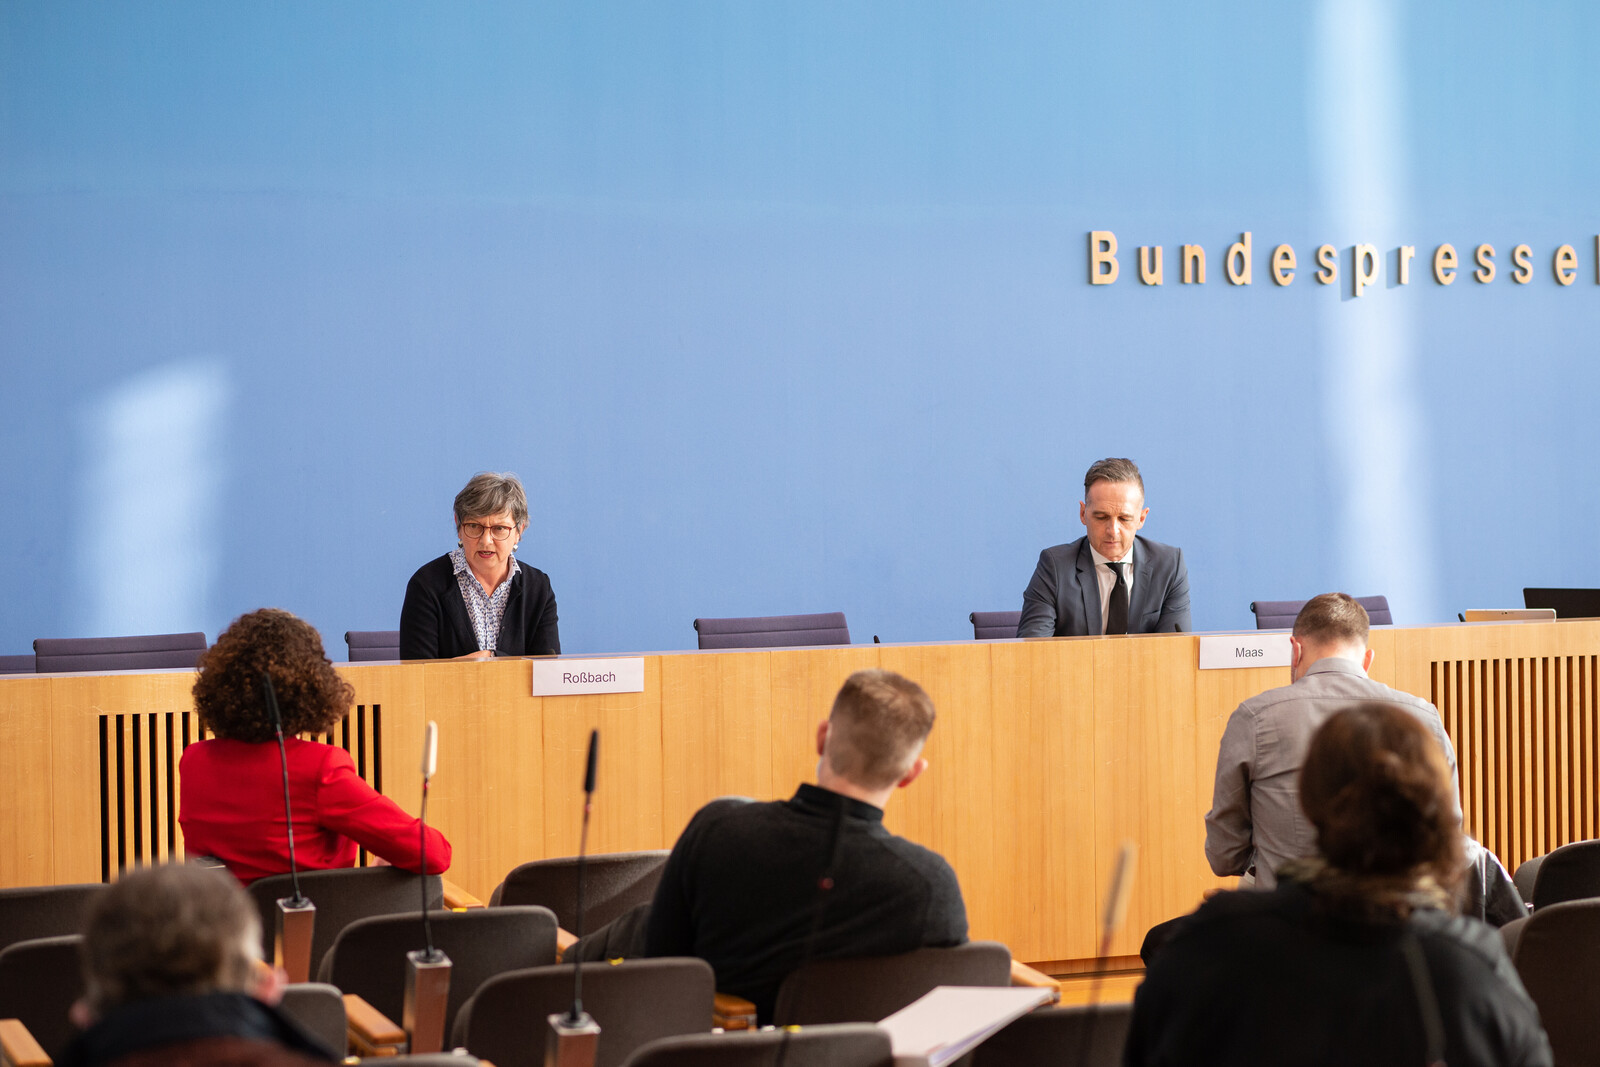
263,674,316,983
547,729,602,1067
404,722,451,1054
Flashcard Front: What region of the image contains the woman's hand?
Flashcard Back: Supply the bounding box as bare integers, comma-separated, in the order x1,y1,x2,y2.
452,650,494,661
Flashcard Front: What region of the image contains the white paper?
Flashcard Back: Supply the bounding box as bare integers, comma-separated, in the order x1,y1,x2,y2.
877,985,1055,1067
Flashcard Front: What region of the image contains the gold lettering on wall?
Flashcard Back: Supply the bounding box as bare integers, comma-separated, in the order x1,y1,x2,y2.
1181,244,1206,284
1225,232,1252,285
1315,244,1337,285
1398,246,1415,285
1089,231,1119,285
1511,244,1533,284
1434,244,1457,285
1554,244,1577,286
1271,244,1296,286
1474,243,1496,283
1353,244,1379,297
1139,246,1164,285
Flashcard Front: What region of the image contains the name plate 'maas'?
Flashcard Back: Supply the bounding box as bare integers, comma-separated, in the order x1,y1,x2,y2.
531,657,645,696
1198,634,1292,670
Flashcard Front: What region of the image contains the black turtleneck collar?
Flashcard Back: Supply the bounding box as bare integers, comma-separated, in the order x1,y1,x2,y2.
791,782,885,824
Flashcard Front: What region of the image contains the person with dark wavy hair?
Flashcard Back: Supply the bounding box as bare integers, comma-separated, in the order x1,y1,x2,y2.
180,609,451,884
1126,703,1551,1067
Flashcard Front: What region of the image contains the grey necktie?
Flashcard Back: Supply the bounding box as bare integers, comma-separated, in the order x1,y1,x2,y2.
1105,561,1129,635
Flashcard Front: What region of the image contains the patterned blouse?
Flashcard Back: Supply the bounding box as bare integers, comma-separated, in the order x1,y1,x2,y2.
450,547,518,652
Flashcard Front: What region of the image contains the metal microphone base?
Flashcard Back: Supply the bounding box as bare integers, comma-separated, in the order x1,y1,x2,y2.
544,1010,600,1067
403,949,452,1054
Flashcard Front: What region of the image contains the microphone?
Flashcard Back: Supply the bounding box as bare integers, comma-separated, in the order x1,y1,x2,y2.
1076,841,1137,1067
263,674,316,984
548,730,602,1066
403,721,451,1054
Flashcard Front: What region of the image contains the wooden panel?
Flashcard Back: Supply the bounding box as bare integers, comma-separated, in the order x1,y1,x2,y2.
658,651,775,836
0,677,56,886
540,659,665,862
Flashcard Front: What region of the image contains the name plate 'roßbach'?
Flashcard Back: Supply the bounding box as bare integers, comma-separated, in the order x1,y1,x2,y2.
531,657,646,696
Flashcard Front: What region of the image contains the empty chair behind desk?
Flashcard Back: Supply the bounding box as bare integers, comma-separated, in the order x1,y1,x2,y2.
246,867,443,982
1249,596,1391,630
621,1023,893,1067
452,957,714,1067
0,935,85,1062
0,883,104,953
1527,839,1600,910
318,906,559,1044
33,632,207,672
972,1002,1134,1067
346,630,401,662
0,654,33,674
693,613,850,650
773,941,1012,1026
489,850,668,933
971,611,1023,640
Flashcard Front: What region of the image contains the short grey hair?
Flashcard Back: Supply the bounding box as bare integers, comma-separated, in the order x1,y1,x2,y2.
1084,457,1144,498
453,471,529,528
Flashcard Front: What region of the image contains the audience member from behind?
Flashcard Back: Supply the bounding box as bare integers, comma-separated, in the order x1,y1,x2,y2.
1126,703,1551,1066
60,863,336,1067
644,668,968,1023
180,608,451,883
1206,591,1459,889
399,470,560,660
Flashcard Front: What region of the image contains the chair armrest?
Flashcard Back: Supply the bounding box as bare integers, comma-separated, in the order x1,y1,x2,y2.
343,993,406,1057
556,927,579,962
441,879,486,910
0,1018,52,1067
1010,959,1062,1002
713,992,758,1031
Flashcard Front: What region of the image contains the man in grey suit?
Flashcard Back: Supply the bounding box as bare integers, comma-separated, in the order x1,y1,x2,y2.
1017,458,1191,637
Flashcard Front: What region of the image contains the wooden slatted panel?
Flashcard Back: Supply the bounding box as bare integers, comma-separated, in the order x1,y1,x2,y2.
97,705,382,881
1431,655,1600,874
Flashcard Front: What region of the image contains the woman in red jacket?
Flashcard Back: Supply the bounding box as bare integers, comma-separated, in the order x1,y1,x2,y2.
180,608,451,884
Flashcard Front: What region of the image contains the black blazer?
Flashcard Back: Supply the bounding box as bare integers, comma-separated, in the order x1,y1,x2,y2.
399,554,560,659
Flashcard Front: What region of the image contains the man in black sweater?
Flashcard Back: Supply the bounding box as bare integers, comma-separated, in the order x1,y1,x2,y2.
643,668,969,1023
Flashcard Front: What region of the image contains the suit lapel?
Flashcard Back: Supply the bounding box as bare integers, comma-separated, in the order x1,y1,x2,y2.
1127,537,1152,628
1076,539,1102,636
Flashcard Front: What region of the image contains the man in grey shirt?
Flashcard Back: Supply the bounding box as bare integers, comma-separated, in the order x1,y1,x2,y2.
1205,592,1459,888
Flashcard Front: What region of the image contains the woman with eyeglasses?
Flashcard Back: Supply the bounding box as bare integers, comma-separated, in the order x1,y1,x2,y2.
399,471,560,660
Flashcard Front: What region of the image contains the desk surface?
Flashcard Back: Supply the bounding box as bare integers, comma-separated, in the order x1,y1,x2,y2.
4,620,1597,967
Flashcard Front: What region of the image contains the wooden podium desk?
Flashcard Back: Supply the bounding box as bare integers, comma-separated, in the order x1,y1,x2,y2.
3,620,1597,970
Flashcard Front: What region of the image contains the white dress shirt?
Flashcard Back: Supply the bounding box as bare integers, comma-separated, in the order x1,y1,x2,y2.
1087,541,1135,636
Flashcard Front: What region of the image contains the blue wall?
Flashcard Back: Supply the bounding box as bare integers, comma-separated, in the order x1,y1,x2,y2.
3,2,1597,656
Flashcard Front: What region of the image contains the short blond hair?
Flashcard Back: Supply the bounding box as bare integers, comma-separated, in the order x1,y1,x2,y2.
825,669,937,790
82,864,261,1012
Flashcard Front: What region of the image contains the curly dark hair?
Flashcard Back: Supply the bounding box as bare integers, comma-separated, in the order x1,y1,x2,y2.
193,608,353,742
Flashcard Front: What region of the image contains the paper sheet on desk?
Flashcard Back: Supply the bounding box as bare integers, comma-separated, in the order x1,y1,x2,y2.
877,985,1056,1067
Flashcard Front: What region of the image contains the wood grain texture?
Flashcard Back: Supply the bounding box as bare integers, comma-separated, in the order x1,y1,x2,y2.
5,619,1598,968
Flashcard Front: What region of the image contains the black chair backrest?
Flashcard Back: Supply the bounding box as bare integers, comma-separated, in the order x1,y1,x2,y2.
277,982,347,1057
0,935,85,1060
621,1023,893,1067
247,867,443,980
453,957,714,1067
0,883,105,953
693,613,850,650
0,653,34,674
972,1002,1133,1067
773,941,1012,1026
1248,596,1392,630
33,632,207,673
489,851,669,933
346,630,401,662
970,611,1022,640
1508,898,1600,1065
1532,839,1600,910
318,906,559,1042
